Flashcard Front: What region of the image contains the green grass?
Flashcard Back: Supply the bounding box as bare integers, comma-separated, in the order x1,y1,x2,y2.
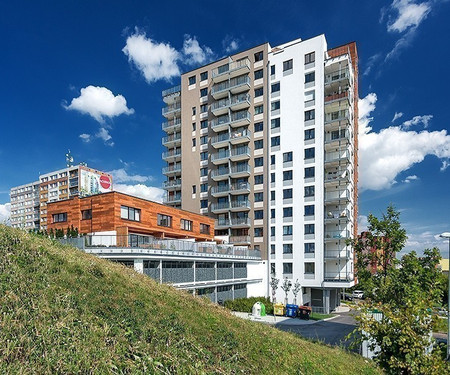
0,225,381,374
310,312,334,321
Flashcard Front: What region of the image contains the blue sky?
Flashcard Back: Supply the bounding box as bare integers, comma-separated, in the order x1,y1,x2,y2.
1,0,449,257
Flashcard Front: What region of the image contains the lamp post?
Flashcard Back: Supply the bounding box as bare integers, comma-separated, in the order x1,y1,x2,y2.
439,232,450,360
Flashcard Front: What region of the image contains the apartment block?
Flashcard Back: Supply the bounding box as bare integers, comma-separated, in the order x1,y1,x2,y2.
10,181,40,229
162,34,358,312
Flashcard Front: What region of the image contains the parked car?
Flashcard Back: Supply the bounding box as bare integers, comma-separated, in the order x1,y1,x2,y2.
342,292,353,301
352,290,364,299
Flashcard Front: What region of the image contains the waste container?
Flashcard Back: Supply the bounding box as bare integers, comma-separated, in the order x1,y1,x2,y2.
285,304,299,318
252,302,262,317
260,303,266,317
274,303,285,316
298,305,312,320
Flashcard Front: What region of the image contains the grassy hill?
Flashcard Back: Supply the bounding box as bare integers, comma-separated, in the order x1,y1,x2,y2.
0,226,381,374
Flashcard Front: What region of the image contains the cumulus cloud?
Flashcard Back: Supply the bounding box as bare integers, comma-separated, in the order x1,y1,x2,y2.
80,128,114,146
403,175,419,183
114,183,164,203
392,111,403,122
222,36,240,54
182,35,214,65
0,203,11,224
123,31,181,83
401,114,433,128
387,0,431,33
358,93,450,191
65,86,134,123
108,168,151,183
401,230,449,257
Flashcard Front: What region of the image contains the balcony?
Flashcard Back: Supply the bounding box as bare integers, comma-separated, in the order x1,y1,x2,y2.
229,75,251,95
230,110,251,128
229,235,251,245
230,146,250,162
162,101,181,119
212,58,251,83
230,217,251,228
162,85,181,104
324,272,354,282
230,164,250,178
211,150,230,165
211,114,231,132
229,181,250,195
211,184,231,197
211,201,230,213
325,131,350,148
324,150,351,166
324,109,350,127
211,81,230,100
324,169,351,185
324,230,350,242
162,118,182,133
211,98,231,116
230,93,251,111
230,129,251,145
325,189,351,204
324,91,352,110
162,164,182,176
230,200,250,212
215,218,230,229
163,179,181,191
164,194,181,205
211,132,230,148
325,209,350,224
162,133,181,147
324,68,352,86
211,168,230,181
324,250,351,259
162,149,181,162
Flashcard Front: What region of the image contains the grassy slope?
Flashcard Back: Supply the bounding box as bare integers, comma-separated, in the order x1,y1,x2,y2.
0,226,381,374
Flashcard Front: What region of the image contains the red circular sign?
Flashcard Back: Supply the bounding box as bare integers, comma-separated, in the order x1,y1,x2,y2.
100,175,111,189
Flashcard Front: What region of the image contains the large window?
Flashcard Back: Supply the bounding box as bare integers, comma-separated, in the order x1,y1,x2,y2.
254,121,263,132
305,243,315,254
271,136,280,147
271,118,280,129
304,186,315,197
254,140,263,149
305,147,315,159
283,170,293,181
283,263,293,274
271,101,280,111
254,210,264,220
254,192,263,202
283,188,293,199
304,205,315,216
305,128,315,140
254,69,263,80
255,157,264,167
81,209,92,220
305,72,315,83
283,207,293,218
283,152,292,163
254,51,263,62
200,120,208,129
305,262,315,274
254,227,263,237
188,75,196,85
283,59,293,71
283,244,293,254
305,167,315,178
255,87,263,97
305,224,315,235
271,82,280,93
283,225,293,236
52,212,67,223
200,151,208,161
121,206,141,221
200,88,208,97
200,199,208,209
200,183,208,193
200,71,208,81
157,213,172,227
181,219,193,231
255,105,264,115
254,174,263,184
200,223,210,234
305,109,315,121
305,52,315,64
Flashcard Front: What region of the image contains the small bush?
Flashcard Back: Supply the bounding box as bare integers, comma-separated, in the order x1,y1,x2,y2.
224,297,273,315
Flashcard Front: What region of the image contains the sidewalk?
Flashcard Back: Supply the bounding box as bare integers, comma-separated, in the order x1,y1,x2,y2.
232,311,317,326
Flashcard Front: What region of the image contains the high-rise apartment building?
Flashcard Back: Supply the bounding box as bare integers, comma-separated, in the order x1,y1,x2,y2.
10,165,113,231
162,35,358,312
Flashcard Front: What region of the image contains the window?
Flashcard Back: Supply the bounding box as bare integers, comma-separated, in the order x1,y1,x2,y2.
283,59,293,71
200,135,208,145
283,188,293,199
192,123,196,131
305,167,315,178
270,65,275,75
305,262,315,274
254,174,263,184
200,183,208,193
200,167,208,177
305,205,315,216
189,75,196,85
255,105,263,115
157,214,172,227
271,155,276,165
254,69,263,80
305,147,315,159
271,136,280,147
255,157,263,167
283,263,293,274
271,101,280,111
271,245,275,255
200,223,210,234
283,170,293,181
270,191,275,201
200,199,208,209
254,210,263,220
305,51,315,64
81,209,92,220
52,212,67,223
283,225,293,236
192,106,196,115
192,185,197,194
305,109,315,121
200,88,208,97
305,224,315,234
200,151,208,161
255,87,263,97
270,227,275,236
192,138,196,147
254,140,263,149
254,51,263,62
305,90,315,102
270,209,275,219
199,120,208,130
271,82,280,93
304,185,315,197
271,118,280,129
305,243,315,254
305,72,315,83
283,152,292,163
283,207,293,217
283,244,293,254
254,227,263,237
200,71,208,81
254,192,263,202
305,128,315,140
121,206,141,221
254,121,263,132
181,219,193,231
200,104,208,113
271,173,275,183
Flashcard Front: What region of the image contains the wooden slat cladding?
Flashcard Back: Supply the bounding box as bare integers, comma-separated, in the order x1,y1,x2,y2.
47,191,215,241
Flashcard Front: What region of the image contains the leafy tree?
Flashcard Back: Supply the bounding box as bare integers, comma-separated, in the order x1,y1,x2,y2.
350,206,448,374
270,275,280,303
281,278,292,305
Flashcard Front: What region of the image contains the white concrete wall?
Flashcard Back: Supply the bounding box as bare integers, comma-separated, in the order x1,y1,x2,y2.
246,260,267,297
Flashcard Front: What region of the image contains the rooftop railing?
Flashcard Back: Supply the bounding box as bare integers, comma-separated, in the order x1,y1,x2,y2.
162,85,181,97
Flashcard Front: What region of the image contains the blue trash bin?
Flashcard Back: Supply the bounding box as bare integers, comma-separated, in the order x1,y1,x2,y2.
285,304,299,318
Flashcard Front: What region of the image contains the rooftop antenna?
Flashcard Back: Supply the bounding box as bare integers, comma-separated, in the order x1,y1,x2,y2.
65,149,74,168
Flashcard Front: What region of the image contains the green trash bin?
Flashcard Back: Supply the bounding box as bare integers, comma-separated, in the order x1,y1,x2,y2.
260,303,266,316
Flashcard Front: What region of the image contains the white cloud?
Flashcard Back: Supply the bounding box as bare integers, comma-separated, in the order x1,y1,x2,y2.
80,128,114,146
114,183,164,203
123,31,180,83
222,36,240,54
108,168,150,183
358,215,369,233
65,86,134,123
401,114,433,128
0,203,11,224
182,35,214,65
392,111,403,122
359,93,450,191
79,133,91,142
401,230,449,257
363,53,382,76
403,175,419,183
387,0,431,33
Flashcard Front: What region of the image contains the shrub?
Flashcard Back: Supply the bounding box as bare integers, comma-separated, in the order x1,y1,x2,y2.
224,296,273,315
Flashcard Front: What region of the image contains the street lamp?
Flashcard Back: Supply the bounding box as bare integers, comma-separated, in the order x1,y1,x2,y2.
439,232,450,360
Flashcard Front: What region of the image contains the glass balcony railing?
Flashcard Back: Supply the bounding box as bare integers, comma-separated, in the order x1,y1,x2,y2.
162,149,181,159
211,184,230,195
212,58,250,78
163,179,181,189
211,168,230,178
230,217,251,226
231,200,250,209
211,150,230,161
230,129,251,142
162,118,182,131
324,230,350,240
325,209,350,220
211,132,230,144
230,164,250,175
325,109,350,124
164,195,181,203
162,101,181,115
162,85,181,97
230,146,250,158
324,68,351,85
162,133,181,145
211,201,230,211
162,165,181,174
